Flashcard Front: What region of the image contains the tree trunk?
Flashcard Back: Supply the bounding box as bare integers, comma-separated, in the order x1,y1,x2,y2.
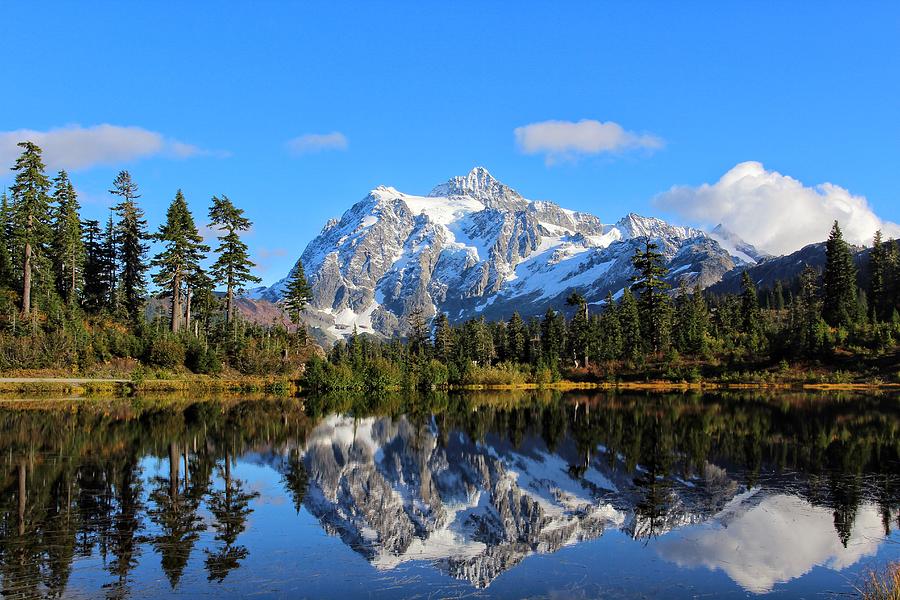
70,248,76,305
22,235,32,315
185,284,192,333
170,273,182,332
226,284,233,324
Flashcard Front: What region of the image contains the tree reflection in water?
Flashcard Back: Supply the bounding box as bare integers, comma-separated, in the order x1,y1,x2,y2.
0,391,896,597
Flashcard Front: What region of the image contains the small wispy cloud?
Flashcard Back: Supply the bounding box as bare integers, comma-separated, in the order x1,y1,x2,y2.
0,124,221,171
285,132,348,155
253,247,288,274
514,119,663,165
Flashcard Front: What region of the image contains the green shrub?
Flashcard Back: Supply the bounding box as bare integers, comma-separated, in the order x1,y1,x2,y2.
145,336,186,369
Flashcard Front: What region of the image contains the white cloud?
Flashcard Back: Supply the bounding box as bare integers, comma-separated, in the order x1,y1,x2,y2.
0,124,216,171
514,119,663,164
655,161,900,255
656,494,887,594
285,132,348,155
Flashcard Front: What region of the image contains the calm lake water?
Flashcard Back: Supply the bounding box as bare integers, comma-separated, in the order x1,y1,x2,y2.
1,391,898,599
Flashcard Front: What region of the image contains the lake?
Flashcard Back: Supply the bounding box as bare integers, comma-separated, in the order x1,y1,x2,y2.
1,391,898,598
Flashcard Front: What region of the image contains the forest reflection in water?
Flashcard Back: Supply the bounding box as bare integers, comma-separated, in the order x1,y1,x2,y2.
0,390,898,599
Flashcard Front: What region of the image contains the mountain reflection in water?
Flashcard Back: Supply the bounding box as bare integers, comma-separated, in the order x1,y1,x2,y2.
0,391,898,598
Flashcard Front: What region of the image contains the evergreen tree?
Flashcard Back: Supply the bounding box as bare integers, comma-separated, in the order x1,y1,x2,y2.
0,193,14,289
822,221,858,328
630,239,671,353
773,280,785,312
81,220,106,312
208,195,260,324
676,285,709,355
111,171,149,324
433,313,454,363
540,308,566,367
50,171,83,305
566,291,590,367
868,230,888,322
791,265,825,356
283,260,312,325
598,292,623,360
102,215,118,311
151,191,209,332
619,288,642,361
9,141,52,315
506,311,527,363
740,271,761,334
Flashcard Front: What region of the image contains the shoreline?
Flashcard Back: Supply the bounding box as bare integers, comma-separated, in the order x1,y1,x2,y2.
0,376,897,397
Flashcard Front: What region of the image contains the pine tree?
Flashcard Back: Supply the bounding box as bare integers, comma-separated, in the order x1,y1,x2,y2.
868,230,887,322
676,285,709,355
740,272,760,332
618,288,642,361
283,260,312,325
506,312,527,363
208,195,260,324
823,221,858,328
598,291,623,360
111,171,149,324
433,313,454,363
566,291,590,368
540,308,566,367
9,141,52,315
102,214,118,311
0,193,13,289
792,265,825,356
630,239,671,353
81,219,106,312
151,191,209,332
50,171,84,305
773,280,785,312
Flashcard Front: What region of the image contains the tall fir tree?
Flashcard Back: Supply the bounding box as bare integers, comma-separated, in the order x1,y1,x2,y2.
868,230,888,322
433,313,454,363
506,312,527,363
9,141,52,315
81,219,107,312
151,191,209,332
618,288,642,361
110,171,149,324
598,291,623,360
283,260,312,326
50,171,84,305
792,265,825,355
630,239,671,354
566,291,590,367
208,195,260,324
675,285,709,355
102,214,119,311
822,221,858,328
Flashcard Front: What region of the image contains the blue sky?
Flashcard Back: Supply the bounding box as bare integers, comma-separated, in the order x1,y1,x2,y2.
1,2,898,284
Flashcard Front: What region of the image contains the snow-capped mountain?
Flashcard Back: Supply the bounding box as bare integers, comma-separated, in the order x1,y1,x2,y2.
255,167,762,339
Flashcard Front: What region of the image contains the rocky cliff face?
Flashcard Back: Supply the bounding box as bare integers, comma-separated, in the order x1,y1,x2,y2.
254,167,763,340
290,415,742,588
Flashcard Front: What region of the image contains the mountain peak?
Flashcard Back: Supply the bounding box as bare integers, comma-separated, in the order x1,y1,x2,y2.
428,167,524,206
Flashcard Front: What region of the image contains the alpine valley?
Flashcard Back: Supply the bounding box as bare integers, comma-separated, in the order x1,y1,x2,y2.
251,167,769,341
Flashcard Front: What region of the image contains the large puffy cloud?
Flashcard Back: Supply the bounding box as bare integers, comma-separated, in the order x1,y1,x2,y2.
656,494,887,594
655,161,900,255
0,124,213,171
285,132,348,155
514,119,663,165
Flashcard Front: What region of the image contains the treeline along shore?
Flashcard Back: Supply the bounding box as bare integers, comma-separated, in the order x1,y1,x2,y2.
1,141,900,395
